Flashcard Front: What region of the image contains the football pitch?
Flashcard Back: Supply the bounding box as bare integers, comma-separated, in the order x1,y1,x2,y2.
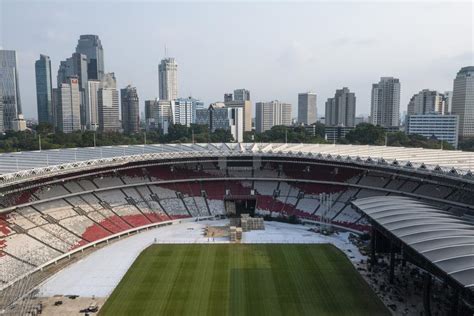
100,244,389,316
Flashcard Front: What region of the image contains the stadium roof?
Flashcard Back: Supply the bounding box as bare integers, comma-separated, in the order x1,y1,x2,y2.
0,143,474,187
352,196,474,290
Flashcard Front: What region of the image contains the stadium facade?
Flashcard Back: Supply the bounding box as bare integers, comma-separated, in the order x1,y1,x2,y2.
0,143,473,314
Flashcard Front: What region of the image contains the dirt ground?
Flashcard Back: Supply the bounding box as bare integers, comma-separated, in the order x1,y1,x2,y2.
205,225,229,238
7,296,107,316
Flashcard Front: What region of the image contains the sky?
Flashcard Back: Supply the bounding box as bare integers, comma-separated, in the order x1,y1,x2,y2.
1,0,473,120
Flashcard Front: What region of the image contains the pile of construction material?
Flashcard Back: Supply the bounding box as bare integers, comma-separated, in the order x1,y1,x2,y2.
229,226,240,242
240,214,264,232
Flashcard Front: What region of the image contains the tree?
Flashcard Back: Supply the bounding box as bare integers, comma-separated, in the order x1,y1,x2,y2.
344,123,386,145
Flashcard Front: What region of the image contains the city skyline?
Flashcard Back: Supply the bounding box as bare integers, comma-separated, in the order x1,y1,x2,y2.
1,1,472,120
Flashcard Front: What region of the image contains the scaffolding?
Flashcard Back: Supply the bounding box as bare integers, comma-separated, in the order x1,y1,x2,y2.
319,193,333,233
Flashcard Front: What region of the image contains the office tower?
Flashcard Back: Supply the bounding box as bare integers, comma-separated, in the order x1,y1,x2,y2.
98,73,120,132
224,100,252,132
196,103,243,142
255,100,292,133
0,97,3,132
53,76,81,133
407,89,445,115
57,53,88,89
298,92,317,124
370,77,400,127
158,58,178,100
35,54,54,125
57,52,88,128
75,34,104,80
224,93,233,103
234,89,250,101
452,67,474,137
406,114,459,148
0,50,22,131
444,91,453,114
172,98,192,126
145,99,159,131
325,88,356,127
87,80,101,130
121,85,140,134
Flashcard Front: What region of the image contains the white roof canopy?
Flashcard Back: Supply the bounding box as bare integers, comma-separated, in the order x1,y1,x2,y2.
352,196,474,289
0,143,474,187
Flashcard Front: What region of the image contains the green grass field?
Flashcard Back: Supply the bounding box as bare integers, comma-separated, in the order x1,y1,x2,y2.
100,244,389,316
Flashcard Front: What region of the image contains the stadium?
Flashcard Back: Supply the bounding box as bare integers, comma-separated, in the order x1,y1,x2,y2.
0,142,473,315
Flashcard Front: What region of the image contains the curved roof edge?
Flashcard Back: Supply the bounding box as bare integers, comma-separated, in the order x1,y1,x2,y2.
1,143,474,188
352,196,474,290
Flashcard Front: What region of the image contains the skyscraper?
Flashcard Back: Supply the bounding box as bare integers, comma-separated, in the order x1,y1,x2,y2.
406,89,445,115
444,91,454,114
196,103,244,142
35,54,54,125
57,52,88,128
255,101,292,133
0,97,3,132
224,93,233,103
87,80,101,130
224,100,252,132
298,92,317,124
370,77,400,127
53,76,81,133
452,66,474,137
325,88,356,127
121,85,140,134
158,58,178,100
75,34,105,80
172,98,193,126
0,50,22,131
234,89,250,101
98,73,120,132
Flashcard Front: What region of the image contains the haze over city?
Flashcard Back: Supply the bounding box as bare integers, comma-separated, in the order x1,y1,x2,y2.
1,0,472,118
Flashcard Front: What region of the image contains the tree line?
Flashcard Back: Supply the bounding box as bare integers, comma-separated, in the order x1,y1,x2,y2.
0,122,462,153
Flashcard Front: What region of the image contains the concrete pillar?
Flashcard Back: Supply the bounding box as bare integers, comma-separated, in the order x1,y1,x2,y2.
450,288,459,316
370,226,377,268
423,273,432,316
389,242,395,284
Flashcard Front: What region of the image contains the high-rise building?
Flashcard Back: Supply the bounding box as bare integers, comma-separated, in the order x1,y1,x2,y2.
224,100,252,132
224,93,233,103
172,98,192,127
325,88,356,127
53,76,81,133
407,89,445,115
255,100,292,133
57,52,88,128
370,77,400,127
121,85,140,134
234,89,250,101
158,58,178,100
98,73,120,132
196,103,243,142
452,66,474,137
145,99,173,133
444,91,454,114
35,54,54,125
0,97,3,132
298,92,317,124
75,34,104,80
145,99,159,131
87,80,101,130
0,50,22,131
406,114,459,148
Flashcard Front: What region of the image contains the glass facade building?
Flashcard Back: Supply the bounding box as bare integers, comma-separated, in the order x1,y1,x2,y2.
35,54,54,125
0,50,22,131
